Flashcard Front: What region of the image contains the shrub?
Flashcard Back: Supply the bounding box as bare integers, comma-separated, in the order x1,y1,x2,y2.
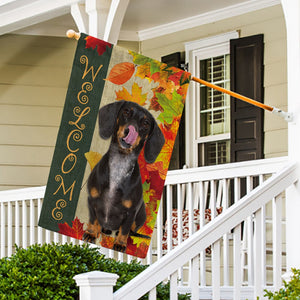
0,243,190,300
264,268,300,299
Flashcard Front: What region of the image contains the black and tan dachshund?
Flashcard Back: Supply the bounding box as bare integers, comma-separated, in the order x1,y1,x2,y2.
83,100,165,252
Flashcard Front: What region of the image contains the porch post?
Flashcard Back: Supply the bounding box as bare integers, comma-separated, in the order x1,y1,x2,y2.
73,271,119,300
281,0,300,272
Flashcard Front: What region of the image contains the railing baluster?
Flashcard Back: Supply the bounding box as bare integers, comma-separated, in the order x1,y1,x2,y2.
30,199,35,245
15,200,20,247
7,201,12,257
187,182,193,234
1,202,5,258
156,198,163,259
212,241,221,300
191,255,199,300
233,224,242,300
177,184,183,285
199,181,206,286
210,180,216,218
37,198,43,244
254,208,263,299
273,194,283,290
22,200,27,248
148,287,156,300
166,184,173,252
222,178,229,286
170,271,178,300
246,176,254,285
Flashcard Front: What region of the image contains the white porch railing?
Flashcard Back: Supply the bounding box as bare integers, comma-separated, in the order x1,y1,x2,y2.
73,161,297,300
0,156,293,299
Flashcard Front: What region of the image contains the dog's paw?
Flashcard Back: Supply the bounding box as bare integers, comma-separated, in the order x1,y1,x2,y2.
82,231,96,244
113,242,127,252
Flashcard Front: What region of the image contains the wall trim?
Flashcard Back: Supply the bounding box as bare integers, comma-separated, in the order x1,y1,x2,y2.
138,0,280,41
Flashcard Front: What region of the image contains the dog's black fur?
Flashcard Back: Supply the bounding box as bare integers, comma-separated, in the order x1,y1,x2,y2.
83,100,165,252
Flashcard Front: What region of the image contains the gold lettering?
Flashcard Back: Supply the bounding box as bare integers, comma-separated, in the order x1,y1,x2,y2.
61,153,77,174
53,175,76,201
51,199,67,221
77,82,93,105
66,129,83,153
80,55,103,82
69,106,90,130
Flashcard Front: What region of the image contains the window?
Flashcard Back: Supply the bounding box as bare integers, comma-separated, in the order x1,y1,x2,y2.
185,31,239,167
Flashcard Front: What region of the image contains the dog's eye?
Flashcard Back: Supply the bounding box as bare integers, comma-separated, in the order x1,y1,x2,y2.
142,119,150,129
123,108,131,118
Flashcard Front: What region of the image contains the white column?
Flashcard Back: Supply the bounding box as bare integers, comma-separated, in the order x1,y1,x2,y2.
74,271,119,300
281,0,300,272
85,0,110,39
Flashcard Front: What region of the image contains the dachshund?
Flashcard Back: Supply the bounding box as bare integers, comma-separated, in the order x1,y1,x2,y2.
83,100,165,252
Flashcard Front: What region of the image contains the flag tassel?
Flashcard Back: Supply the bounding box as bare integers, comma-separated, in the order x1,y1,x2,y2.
65,30,293,122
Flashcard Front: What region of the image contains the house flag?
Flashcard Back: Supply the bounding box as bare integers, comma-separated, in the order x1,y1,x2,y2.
38,33,191,258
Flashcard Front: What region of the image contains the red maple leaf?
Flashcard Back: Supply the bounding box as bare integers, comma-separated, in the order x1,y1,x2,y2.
85,36,112,56
168,70,184,85
58,217,84,240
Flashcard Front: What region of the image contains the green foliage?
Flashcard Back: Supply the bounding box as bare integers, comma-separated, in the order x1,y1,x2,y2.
0,243,190,300
264,268,300,299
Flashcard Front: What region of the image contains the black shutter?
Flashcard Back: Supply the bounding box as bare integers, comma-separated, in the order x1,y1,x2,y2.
161,52,185,169
230,34,264,162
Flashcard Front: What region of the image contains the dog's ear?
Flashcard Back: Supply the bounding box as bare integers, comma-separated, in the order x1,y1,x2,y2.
144,122,165,164
98,100,125,139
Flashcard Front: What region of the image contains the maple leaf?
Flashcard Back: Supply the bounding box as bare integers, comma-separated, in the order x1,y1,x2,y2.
115,83,147,106
101,235,115,249
168,70,185,85
135,63,151,81
146,161,167,180
138,148,150,183
106,62,135,85
157,91,184,124
85,151,102,170
85,36,112,56
180,71,192,85
58,217,84,240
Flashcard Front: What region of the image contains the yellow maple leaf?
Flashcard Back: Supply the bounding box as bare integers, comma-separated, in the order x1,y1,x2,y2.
85,151,102,170
131,235,151,247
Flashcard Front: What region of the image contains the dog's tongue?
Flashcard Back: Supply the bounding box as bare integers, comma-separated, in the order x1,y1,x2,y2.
123,125,138,145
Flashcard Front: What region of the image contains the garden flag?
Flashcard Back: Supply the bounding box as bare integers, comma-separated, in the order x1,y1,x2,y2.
38,33,191,258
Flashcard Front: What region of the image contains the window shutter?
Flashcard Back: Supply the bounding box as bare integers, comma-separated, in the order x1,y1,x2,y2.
161,52,186,169
230,34,264,162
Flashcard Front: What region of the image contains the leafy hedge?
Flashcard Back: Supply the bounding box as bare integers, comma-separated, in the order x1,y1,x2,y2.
0,243,190,300
264,268,300,299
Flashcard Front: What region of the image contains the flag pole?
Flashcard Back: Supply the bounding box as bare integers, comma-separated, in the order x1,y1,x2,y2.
66,29,293,122
191,76,293,122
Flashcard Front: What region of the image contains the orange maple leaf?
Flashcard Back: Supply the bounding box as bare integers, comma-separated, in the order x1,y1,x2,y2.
115,82,147,106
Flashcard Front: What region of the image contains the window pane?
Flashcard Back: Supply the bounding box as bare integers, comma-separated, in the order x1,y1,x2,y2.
199,54,230,138
198,140,230,167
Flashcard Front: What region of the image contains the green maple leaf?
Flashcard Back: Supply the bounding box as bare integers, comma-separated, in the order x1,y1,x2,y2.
157,91,184,124
129,50,161,75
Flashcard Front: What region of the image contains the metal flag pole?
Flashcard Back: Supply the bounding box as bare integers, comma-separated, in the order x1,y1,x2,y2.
66,29,293,123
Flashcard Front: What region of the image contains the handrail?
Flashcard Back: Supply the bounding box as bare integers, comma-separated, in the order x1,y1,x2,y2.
165,156,288,184
0,186,46,202
114,162,298,300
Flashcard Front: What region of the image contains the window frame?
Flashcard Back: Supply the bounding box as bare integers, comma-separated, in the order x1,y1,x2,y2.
185,31,239,167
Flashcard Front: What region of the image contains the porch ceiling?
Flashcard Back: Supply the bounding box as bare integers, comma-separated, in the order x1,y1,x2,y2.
0,0,281,41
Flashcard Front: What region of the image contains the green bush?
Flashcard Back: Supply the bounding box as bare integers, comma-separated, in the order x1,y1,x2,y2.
0,243,190,300
264,268,300,299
